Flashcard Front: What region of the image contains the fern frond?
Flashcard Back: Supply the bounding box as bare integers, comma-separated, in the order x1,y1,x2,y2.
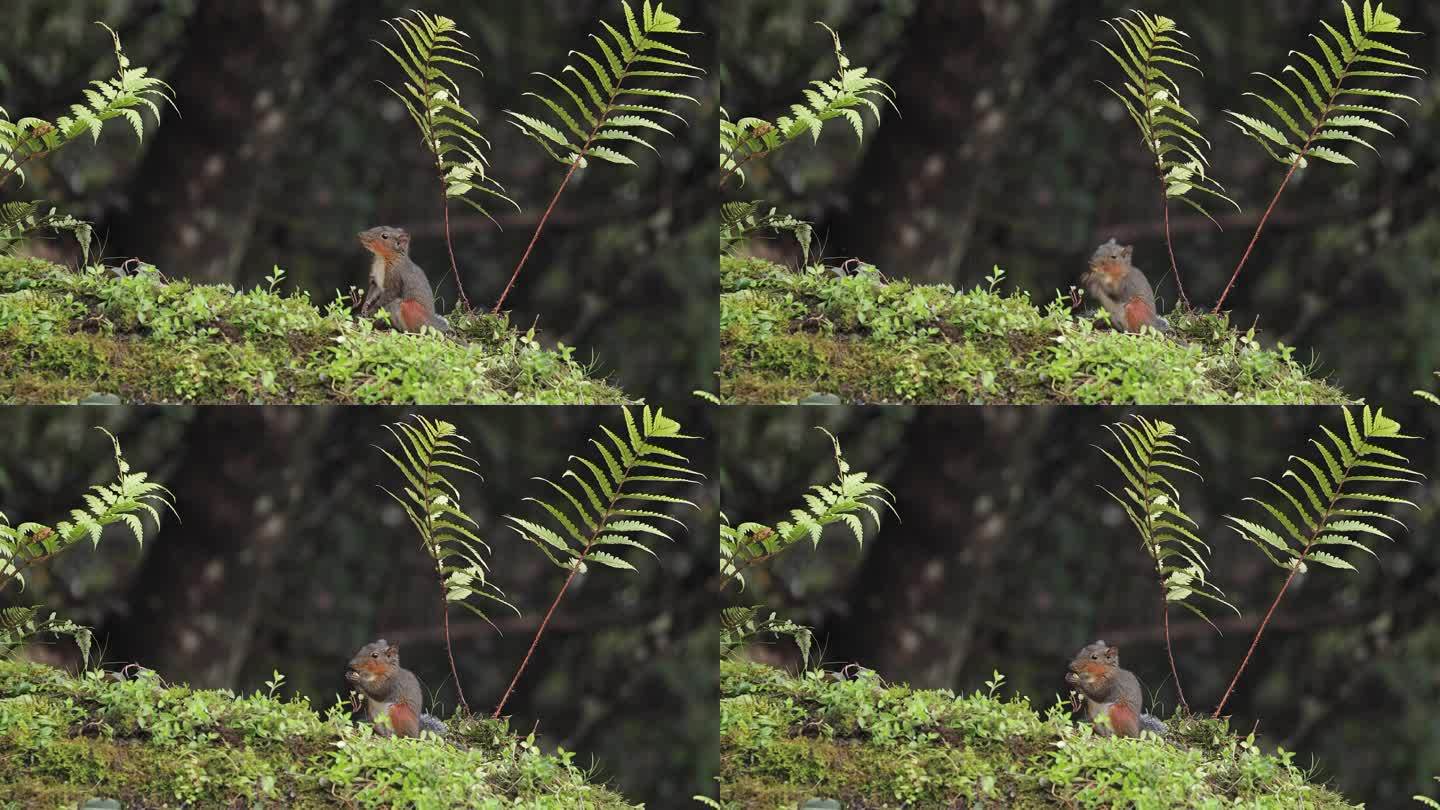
1097,11,1239,225
505,406,701,575
721,200,813,264
1415,373,1440,405
506,1,703,170
1225,406,1421,574
378,10,518,225
0,23,173,191
0,606,94,666
0,428,174,597
1098,415,1237,627
719,427,895,592
719,23,896,189
377,414,517,624
1225,1,1423,171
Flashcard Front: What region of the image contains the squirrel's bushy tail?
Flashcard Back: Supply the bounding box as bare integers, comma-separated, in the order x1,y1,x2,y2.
1139,713,1167,736
419,713,447,735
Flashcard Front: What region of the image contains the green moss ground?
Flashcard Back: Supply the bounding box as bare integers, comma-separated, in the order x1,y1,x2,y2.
720,256,1351,404
0,257,627,404
720,659,1355,810
0,659,635,809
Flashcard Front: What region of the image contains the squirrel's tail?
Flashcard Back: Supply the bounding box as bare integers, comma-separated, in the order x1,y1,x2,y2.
419,713,447,736
1139,713,1167,736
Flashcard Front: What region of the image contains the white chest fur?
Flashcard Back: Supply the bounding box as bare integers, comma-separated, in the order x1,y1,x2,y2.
369,253,388,287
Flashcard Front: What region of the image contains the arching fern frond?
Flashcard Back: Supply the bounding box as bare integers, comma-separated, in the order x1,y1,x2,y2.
1226,1,1422,171
719,23,896,190
377,10,519,309
378,415,516,623
719,427,895,593
1214,1,1425,312
1098,415,1237,624
493,0,704,313
721,200,813,265
0,427,175,596
493,405,702,718
1415,373,1440,405
1097,414,1236,709
1096,10,1238,304
720,605,814,668
0,22,173,192
1213,406,1422,717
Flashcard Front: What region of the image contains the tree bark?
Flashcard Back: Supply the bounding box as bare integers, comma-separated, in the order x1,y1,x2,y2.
105,0,338,282
102,408,308,688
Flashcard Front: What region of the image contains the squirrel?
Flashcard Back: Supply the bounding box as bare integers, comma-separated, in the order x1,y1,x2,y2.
1080,239,1172,335
357,226,457,337
345,639,447,738
1065,639,1167,738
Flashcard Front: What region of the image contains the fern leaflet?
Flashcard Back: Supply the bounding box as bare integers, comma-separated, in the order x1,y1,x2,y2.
721,200,814,265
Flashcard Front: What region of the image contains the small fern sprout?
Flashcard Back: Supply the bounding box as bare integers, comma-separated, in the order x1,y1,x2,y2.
720,201,814,265
719,23,897,190
493,0,705,313
1414,373,1440,405
377,11,520,311
1096,11,1239,306
720,605,815,669
377,414,517,714
0,202,95,264
719,427,896,594
1213,406,1423,717
1097,415,1237,710
1215,1,1425,313
492,406,703,718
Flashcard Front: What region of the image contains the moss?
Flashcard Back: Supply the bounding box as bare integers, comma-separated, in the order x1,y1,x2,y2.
0,257,628,404
0,659,635,809
720,256,1351,405
719,659,1357,809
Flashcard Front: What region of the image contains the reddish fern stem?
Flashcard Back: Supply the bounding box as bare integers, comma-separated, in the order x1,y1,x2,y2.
492,54,638,314
1214,56,1354,313
441,600,469,714
439,194,470,311
1162,601,1188,711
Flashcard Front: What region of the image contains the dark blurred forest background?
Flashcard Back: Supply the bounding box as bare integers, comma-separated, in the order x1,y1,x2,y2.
720,405,1440,807
0,0,719,400
721,0,1440,402
0,406,718,806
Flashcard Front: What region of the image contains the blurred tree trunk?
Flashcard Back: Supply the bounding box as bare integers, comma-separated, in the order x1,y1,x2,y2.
821,408,1054,687
824,0,1067,283
106,0,338,282
102,409,313,687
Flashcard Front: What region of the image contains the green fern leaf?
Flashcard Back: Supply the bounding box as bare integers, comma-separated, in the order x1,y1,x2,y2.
1097,415,1237,627
378,415,517,623
1225,1,1423,171
1097,11,1239,223
377,11,519,228
719,23,895,189
1226,406,1420,574
506,1,702,172
505,406,701,576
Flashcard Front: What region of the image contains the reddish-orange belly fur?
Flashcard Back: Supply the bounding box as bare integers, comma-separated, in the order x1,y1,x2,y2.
398,299,427,331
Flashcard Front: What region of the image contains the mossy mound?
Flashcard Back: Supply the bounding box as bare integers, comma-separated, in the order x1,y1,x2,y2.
720,659,1355,809
0,257,627,404
0,659,635,809
720,256,1350,404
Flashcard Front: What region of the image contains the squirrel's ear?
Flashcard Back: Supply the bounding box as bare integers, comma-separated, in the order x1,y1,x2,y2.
1121,246,1133,261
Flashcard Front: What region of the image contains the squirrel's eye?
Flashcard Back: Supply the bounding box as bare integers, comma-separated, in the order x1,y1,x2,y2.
382,234,391,240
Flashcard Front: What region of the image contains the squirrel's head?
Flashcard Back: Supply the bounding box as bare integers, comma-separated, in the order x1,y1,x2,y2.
359,226,411,258
347,638,400,684
1070,640,1119,670
1089,239,1133,276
